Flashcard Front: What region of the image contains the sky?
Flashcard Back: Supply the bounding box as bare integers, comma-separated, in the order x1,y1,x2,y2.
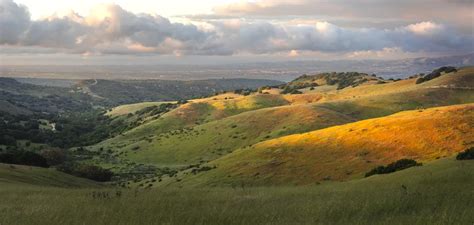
0,0,473,65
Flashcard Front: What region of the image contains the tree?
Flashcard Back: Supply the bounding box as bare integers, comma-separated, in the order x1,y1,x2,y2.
41,148,66,166
365,159,421,177
75,165,114,182
1,135,16,146
0,150,49,168
57,163,114,182
456,147,474,160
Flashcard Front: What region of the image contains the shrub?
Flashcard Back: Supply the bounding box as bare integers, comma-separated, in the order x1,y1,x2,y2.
281,86,302,94
365,159,421,177
191,166,215,175
74,165,114,182
416,66,457,84
456,147,474,160
40,148,66,166
234,89,255,96
57,163,114,182
0,150,49,168
177,99,188,104
0,135,16,146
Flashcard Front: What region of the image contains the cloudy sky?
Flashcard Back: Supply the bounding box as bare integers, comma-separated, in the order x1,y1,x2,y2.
1,0,473,64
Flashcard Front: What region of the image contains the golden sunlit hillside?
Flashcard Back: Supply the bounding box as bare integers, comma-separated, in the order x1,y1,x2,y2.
2,0,474,223
176,104,473,186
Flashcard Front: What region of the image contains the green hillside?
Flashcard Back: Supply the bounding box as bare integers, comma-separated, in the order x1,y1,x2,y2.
106,104,354,167
173,104,473,186
1,66,473,225
81,67,474,185
0,163,100,188
1,158,472,225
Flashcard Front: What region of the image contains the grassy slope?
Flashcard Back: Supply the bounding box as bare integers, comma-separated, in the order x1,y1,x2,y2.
106,101,176,117
0,163,100,188
106,93,288,139
114,104,355,166
91,94,289,162
89,67,473,172
176,104,474,186
1,68,473,224
316,67,474,119
0,158,472,225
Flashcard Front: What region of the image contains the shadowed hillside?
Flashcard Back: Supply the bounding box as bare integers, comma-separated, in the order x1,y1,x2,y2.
0,163,100,188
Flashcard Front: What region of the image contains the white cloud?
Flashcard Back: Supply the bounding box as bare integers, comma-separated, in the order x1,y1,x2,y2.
407,22,444,35
213,0,474,33
0,0,472,57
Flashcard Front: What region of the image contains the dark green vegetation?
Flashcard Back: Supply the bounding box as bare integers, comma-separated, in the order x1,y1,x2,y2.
416,66,458,84
456,147,474,160
0,77,96,115
57,164,114,182
0,150,49,167
0,147,114,182
0,158,473,225
80,78,284,105
281,86,303,94
0,109,131,148
0,77,278,149
365,159,422,177
286,72,383,90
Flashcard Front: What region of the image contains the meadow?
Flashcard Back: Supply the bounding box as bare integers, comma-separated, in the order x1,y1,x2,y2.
1,158,473,225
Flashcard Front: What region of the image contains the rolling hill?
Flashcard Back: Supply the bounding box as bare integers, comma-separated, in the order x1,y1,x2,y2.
174,104,473,186
1,66,473,225
84,67,474,184
106,102,177,117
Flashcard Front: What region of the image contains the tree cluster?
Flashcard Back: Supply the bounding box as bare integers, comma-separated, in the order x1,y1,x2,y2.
416,66,457,84
365,159,422,177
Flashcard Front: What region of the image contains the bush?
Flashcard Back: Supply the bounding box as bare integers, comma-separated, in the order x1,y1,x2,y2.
234,89,255,96
177,99,188,104
365,159,421,177
40,148,66,166
57,163,114,182
191,166,215,175
75,165,114,182
456,147,474,160
0,135,17,146
281,86,302,94
0,150,49,168
416,66,457,84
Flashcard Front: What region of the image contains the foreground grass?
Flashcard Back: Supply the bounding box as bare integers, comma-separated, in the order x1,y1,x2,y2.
1,158,473,225
0,163,100,188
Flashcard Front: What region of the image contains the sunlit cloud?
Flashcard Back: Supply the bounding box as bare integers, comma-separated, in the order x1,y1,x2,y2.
0,0,472,59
